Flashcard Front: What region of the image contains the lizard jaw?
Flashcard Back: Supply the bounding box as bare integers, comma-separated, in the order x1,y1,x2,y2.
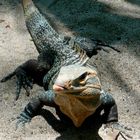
53,84,87,95
53,84,64,91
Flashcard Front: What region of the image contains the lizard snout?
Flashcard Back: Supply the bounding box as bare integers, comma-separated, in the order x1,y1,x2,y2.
53,84,64,92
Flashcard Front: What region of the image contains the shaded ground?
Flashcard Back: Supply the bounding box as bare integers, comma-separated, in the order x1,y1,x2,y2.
0,0,140,139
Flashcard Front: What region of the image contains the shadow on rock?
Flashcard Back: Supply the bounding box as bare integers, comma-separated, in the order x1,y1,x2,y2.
125,0,140,5
2,0,140,58
35,0,140,45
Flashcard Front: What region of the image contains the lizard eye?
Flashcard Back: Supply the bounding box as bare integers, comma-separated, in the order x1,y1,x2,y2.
78,72,87,81
78,72,88,86
71,72,87,87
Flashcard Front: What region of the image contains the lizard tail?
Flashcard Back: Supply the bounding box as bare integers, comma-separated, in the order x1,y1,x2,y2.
22,0,34,9
22,0,37,17
21,0,60,53
22,0,32,8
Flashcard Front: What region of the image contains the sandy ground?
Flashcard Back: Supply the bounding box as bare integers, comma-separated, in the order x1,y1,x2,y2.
0,0,140,139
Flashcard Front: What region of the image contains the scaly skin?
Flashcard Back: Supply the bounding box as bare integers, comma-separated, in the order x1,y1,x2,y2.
16,0,119,129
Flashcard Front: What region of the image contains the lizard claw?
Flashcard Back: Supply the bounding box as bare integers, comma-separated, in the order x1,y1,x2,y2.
15,69,33,100
16,118,26,130
16,113,31,130
103,122,133,140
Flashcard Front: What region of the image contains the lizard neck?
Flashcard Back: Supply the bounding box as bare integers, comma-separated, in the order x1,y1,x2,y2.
45,50,89,89
64,42,89,66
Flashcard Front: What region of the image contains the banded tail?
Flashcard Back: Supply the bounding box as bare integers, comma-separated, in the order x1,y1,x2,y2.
22,0,62,53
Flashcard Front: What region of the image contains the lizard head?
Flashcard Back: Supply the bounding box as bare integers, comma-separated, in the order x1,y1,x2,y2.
53,65,101,96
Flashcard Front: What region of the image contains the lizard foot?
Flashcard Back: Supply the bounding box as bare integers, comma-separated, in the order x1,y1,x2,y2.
102,122,133,140
16,112,31,130
1,66,33,100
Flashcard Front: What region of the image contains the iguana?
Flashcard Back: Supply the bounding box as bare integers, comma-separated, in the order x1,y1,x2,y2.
1,0,130,139
1,2,120,100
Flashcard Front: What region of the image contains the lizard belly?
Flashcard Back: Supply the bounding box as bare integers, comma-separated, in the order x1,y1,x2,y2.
54,94,101,127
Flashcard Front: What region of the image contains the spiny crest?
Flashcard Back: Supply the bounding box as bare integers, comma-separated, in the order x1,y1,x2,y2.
72,42,88,61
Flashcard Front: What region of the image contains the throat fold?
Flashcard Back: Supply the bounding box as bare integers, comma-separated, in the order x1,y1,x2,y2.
54,93,101,127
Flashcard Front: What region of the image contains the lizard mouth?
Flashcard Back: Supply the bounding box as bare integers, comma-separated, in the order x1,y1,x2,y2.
53,84,87,95
53,84,65,91
53,84,101,97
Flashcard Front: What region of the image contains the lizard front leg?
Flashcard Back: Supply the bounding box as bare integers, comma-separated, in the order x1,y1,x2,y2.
16,90,56,128
1,50,54,100
100,90,118,123
100,90,132,139
1,59,36,100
